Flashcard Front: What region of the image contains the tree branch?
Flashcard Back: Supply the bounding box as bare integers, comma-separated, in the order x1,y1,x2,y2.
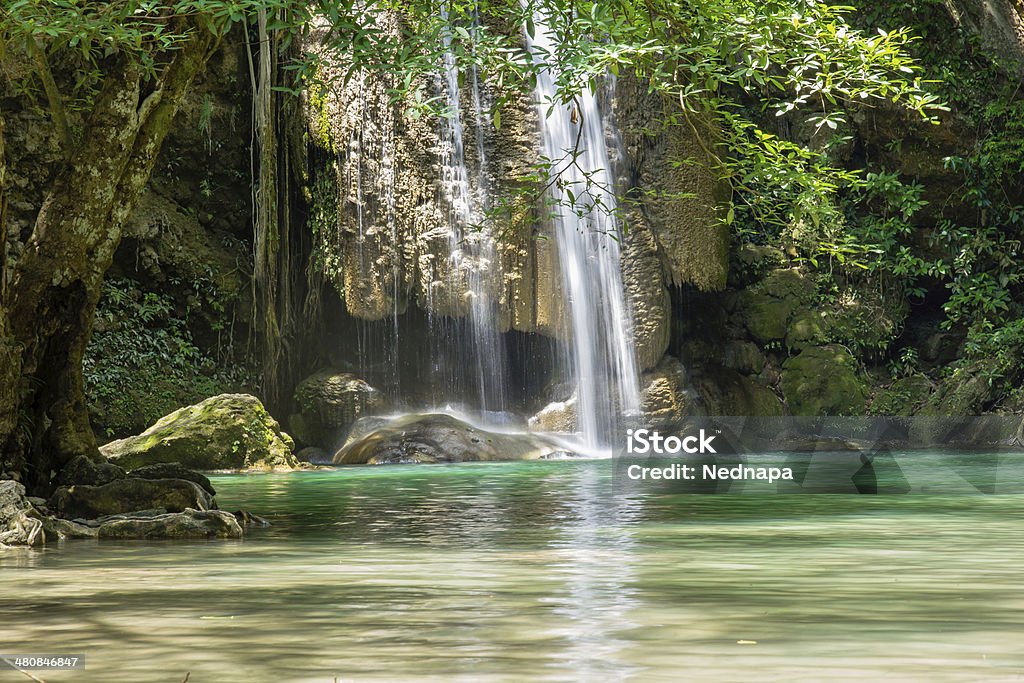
27,37,73,157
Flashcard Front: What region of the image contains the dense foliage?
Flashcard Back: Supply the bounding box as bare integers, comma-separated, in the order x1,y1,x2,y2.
84,279,249,439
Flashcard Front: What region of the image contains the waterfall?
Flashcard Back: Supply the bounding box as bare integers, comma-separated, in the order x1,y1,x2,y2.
523,12,641,449
437,12,509,415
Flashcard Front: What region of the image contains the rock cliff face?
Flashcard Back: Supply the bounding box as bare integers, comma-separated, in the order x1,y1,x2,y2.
304,20,728,375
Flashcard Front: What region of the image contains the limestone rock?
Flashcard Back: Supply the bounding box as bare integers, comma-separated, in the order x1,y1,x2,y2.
98,508,243,540
528,395,578,434
102,394,297,471
55,455,127,488
290,369,388,448
781,345,868,416
640,356,692,427
621,214,672,370
336,413,565,464
48,478,213,520
1,480,43,548
614,76,729,291
296,446,331,465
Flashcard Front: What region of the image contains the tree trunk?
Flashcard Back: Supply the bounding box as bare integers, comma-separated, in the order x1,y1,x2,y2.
0,116,22,480
0,29,217,494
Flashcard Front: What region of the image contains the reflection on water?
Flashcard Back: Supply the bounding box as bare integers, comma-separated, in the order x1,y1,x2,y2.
2,456,1023,682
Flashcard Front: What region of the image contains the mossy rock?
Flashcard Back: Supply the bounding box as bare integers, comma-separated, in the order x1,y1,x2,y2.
97,509,242,540
869,375,935,416
757,268,817,304
786,310,828,350
102,394,297,471
741,294,794,343
694,367,784,416
722,341,767,375
781,345,868,416
920,361,1000,416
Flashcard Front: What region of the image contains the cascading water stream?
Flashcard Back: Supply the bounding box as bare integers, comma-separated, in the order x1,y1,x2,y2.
523,11,641,449
437,12,509,415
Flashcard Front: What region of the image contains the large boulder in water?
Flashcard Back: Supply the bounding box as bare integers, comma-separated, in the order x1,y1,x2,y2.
48,478,213,519
289,369,388,449
335,413,569,464
102,394,297,471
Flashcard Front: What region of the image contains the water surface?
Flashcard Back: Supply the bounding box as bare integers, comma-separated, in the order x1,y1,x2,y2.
2,457,1023,681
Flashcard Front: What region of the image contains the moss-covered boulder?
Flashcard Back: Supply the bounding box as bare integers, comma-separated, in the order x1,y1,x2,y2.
289,369,388,449
785,311,828,351
741,294,793,343
102,394,297,471
722,341,767,375
781,345,868,415
48,478,213,519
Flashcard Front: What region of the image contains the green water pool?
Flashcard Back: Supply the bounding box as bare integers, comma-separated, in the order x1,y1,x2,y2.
2,457,1023,681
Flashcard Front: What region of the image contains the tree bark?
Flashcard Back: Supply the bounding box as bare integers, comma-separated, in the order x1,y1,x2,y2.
0,28,217,494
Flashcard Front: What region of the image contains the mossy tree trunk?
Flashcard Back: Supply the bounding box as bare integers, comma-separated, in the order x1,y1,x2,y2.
0,28,218,494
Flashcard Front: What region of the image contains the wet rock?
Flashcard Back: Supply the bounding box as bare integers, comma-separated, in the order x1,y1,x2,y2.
37,516,99,541
102,394,297,471
233,510,271,528
336,413,565,464
921,331,964,365
296,446,331,465
290,369,388,448
781,345,868,416
129,462,216,496
98,508,243,540
55,455,127,488
48,478,213,520
528,395,578,434
1,480,43,547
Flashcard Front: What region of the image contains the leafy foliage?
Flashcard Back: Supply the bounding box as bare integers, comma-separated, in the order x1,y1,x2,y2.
84,278,251,439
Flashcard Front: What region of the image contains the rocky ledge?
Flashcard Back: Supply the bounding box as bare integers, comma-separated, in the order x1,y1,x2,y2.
1,453,270,548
